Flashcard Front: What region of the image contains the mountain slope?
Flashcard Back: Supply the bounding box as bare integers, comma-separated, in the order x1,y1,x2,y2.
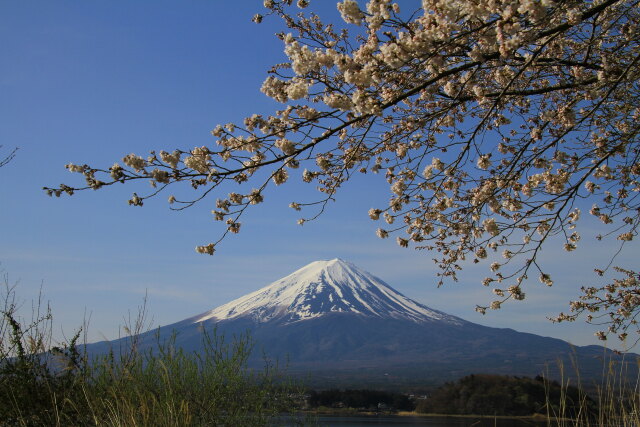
87,259,636,387
194,258,459,324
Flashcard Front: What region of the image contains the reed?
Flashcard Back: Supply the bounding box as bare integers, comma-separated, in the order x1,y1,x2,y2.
545,351,640,427
0,277,300,426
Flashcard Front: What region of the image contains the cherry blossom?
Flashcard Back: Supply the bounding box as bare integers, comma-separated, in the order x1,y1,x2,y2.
46,0,640,342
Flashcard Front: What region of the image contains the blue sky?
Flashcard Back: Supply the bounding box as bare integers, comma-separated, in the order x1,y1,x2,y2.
1,1,637,350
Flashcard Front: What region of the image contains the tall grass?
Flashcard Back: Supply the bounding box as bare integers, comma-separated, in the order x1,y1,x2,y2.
592,357,640,426
545,352,640,426
0,276,302,426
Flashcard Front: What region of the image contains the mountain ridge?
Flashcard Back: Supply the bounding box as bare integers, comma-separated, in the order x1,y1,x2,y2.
85,258,637,387
194,258,461,325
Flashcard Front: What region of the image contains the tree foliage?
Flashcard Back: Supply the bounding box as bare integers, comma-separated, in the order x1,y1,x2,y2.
415,374,596,417
307,388,414,411
46,0,640,342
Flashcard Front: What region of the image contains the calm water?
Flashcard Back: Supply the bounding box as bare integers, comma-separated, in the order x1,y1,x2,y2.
282,414,547,426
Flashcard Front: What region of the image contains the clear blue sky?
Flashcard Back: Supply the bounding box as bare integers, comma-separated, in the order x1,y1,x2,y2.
1,1,637,350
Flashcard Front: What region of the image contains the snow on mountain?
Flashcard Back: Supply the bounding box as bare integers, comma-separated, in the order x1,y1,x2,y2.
195,258,461,325
83,258,633,387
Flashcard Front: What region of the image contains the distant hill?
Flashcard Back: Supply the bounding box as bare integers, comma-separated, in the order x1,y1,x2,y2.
86,258,637,388
415,374,597,417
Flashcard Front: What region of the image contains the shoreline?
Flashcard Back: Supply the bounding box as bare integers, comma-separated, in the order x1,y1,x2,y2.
303,409,550,422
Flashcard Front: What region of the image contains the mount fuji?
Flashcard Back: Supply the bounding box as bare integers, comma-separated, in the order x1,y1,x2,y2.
88,259,633,386
195,258,460,325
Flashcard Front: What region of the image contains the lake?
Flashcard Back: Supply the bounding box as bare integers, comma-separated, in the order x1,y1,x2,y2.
282,414,548,426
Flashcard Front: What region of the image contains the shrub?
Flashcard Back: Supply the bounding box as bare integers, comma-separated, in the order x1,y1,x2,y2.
0,278,300,426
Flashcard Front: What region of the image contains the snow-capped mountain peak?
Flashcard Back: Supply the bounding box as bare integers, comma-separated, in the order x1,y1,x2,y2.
195,258,461,325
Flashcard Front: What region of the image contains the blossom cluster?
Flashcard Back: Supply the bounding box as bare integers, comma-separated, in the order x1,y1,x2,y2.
47,0,640,341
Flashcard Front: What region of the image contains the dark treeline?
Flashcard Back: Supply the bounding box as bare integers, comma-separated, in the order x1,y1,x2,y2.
416,374,597,417
307,388,415,411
